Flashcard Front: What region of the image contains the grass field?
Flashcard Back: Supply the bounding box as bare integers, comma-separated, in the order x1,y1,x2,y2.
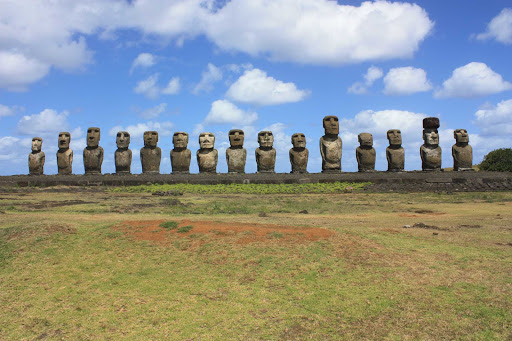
0,185,511,340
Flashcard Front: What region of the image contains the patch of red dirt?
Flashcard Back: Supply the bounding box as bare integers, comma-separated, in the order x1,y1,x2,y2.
114,220,334,246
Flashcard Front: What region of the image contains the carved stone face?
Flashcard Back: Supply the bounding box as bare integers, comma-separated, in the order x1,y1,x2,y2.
144,131,159,148
173,132,189,149
358,133,373,147
229,129,244,147
323,115,339,135
58,132,71,149
423,129,439,146
258,131,274,148
116,131,130,149
199,132,215,149
454,129,469,144
87,127,101,147
292,133,306,148
32,137,42,152
387,129,402,146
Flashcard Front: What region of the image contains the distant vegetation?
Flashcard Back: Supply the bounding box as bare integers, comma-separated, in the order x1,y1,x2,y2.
480,148,512,172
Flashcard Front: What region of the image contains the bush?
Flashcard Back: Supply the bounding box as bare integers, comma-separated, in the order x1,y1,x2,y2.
479,148,512,172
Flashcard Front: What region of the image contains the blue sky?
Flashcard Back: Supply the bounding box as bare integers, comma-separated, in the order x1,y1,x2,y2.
1,0,511,175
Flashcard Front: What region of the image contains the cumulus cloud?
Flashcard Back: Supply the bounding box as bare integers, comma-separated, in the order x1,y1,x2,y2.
134,74,180,99
383,67,432,95
226,69,309,106
348,66,383,94
193,63,223,94
0,104,14,118
0,51,51,91
434,62,512,98
204,100,258,125
16,109,72,136
476,8,512,44
108,121,174,140
140,103,167,119
130,53,156,73
474,99,512,136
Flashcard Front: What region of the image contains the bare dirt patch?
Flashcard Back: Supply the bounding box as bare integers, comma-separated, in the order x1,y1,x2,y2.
114,220,334,246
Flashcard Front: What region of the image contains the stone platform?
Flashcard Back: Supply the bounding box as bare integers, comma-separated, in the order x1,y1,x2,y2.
1,171,512,192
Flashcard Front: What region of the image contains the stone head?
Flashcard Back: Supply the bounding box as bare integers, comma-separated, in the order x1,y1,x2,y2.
199,132,215,149
423,129,439,146
31,137,42,152
323,115,339,135
387,129,402,146
258,131,274,148
229,129,244,147
58,132,71,149
454,129,469,144
173,132,189,149
144,131,159,148
291,133,306,149
116,131,130,149
87,127,101,147
358,133,373,147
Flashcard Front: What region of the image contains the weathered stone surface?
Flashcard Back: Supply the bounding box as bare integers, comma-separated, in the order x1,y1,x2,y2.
320,115,342,173
115,131,131,174
289,133,308,173
140,131,161,174
386,129,405,172
256,131,276,173
83,127,104,175
197,132,217,173
171,132,191,173
356,133,376,172
28,137,45,175
57,132,73,175
421,117,441,171
226,129,246,173
452,129,473,171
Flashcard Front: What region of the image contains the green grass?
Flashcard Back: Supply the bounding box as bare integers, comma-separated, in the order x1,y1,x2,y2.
177,225,193,233
159,221,179,229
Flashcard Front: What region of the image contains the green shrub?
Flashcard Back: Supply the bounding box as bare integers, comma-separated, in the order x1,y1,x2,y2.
479,148,512,172
159,221,179,229
177,225,193,233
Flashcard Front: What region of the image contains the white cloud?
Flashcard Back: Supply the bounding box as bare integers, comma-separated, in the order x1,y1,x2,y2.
226,68,309,106
130,53,156,73
434,62,512,98
16,109,71,136
474,99,512,136
0,104,14,118
476,8,512,44
193,63,223,94
140,103,167,119
108,121,174,140
348,66,383,94
383,67,432,95
134,74,180,99
204,100,258,125
0,51,50,91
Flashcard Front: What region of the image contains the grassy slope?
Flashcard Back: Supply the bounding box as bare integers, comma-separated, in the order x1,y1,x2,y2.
0,188,511,340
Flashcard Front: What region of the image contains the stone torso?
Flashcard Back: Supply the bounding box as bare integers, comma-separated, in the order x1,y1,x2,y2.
255,148,276,172
171,149,191,173
452,144,473,171
320,136,342,171
356,147,376,172
197,149,218,173
84,147,104,174
115,149,132,174
226,148,246,173
57,149,73,174
386,147,405,171
28,152,45,175
289,148,308,173
421,145,442,170
141,147,161,173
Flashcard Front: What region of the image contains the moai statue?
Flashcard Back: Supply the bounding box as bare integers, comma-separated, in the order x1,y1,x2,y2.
255,131,276,173
452,129,473,171
28,137,45,175
420,117,442,171
170,132,191,173
320,115,342,173
356,133,376,172
115,131,131,174
197,132,218,173
289,133,308,173
140,131,161,174
386,129,405,172
226,129,246,173
83,127,103,175
56,132,73,175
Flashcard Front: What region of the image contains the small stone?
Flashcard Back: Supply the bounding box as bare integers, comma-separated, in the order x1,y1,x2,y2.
299,210,309,214
403,225,411,228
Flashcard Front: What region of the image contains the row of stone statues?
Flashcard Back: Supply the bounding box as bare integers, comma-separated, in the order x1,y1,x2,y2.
27,116,473,175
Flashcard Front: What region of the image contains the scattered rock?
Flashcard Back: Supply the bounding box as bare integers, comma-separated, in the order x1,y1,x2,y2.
495,242,512,247
458,224,483,229
152,191,184,196
411,222,448,231
299,210,309,214
414,209,434,214
433,232,439,236
258,212,268,217
403,225,411,228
